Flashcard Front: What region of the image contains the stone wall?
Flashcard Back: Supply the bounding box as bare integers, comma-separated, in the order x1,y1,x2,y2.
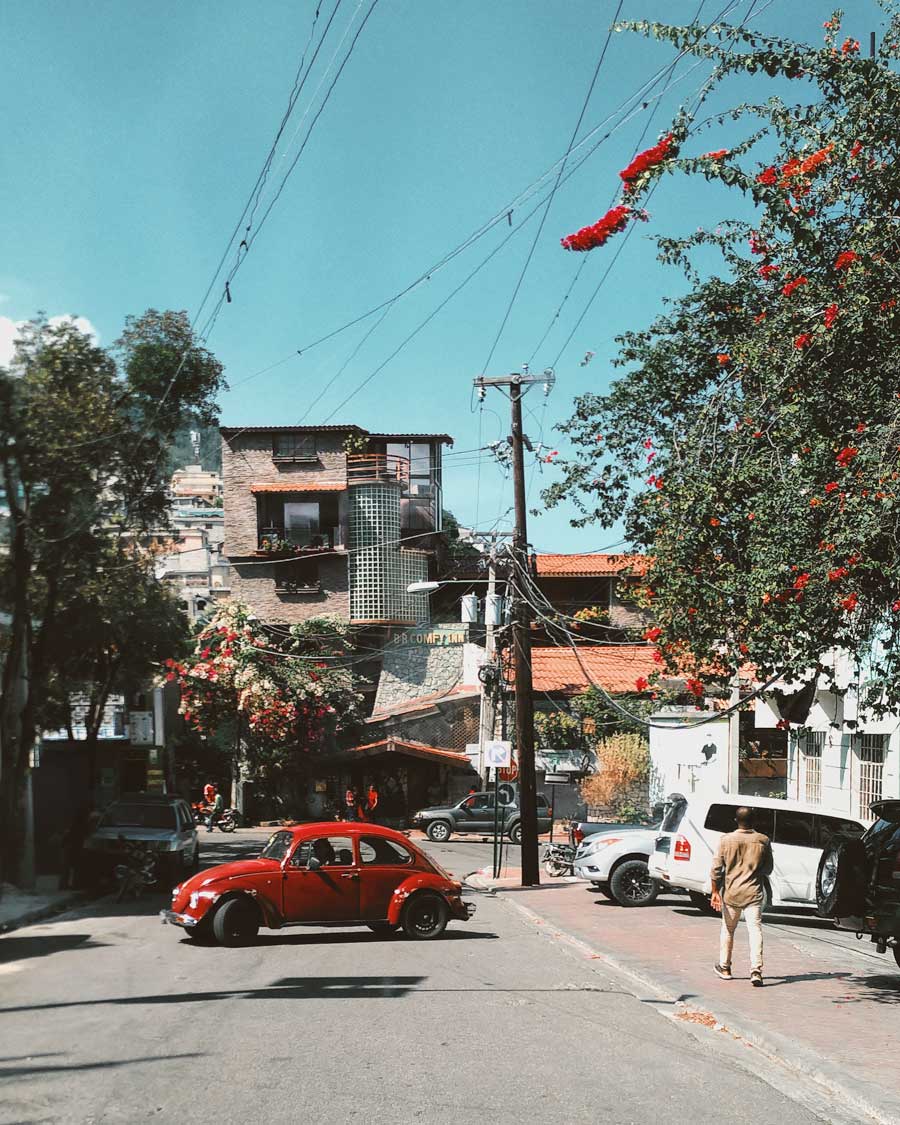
367,696,481,753
373,642,466,713
226,556,350,623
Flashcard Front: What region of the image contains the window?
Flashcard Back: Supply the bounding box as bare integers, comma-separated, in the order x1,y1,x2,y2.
799,731,824,805
773,810,816,849
359,836,413,866
261,831,294,861
661,795,687,833
100,802,176,829
704,803,775,837
817,814,865,850
295,835,355,867
283,502,321,546
854,734,886,821
463,794,494,810
275,558,320,594
273,432,317,461
536,794,550,809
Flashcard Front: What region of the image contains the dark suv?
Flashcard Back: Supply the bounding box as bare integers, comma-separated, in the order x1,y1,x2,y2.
816,799,900,969
412,792,552,843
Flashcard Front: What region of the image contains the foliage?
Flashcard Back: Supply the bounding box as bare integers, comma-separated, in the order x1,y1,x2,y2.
572,604,610,625
534,708,583,750
0,310,225,883
543,10,900,712
580,732,650,819
169,602,364,778
166,421,222,474
342,432,369,455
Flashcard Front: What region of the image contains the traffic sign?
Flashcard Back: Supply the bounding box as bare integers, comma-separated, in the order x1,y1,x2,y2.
484,740,512,768
497,782,517,806
544,772,573,784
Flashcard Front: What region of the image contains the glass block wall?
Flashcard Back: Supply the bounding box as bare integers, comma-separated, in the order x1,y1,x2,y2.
349,483,429,622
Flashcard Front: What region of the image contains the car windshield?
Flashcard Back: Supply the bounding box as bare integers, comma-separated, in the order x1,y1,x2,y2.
260,831,293,861
100,803,177,830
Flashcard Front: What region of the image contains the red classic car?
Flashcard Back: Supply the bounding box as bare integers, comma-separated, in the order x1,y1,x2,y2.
160,822,475,945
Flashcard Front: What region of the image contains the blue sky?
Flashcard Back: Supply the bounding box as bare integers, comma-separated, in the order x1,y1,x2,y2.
1,0,888,550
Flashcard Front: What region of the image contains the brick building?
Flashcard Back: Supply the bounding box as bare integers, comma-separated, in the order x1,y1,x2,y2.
219,425,452,626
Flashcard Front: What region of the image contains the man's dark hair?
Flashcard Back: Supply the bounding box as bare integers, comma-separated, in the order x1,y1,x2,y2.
735,806,754,828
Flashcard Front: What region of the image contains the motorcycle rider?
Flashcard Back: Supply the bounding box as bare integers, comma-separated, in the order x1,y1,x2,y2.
206,785,224,832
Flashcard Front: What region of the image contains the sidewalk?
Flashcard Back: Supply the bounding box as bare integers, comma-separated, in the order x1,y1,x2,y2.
469,866,900,1124
0,878,89,935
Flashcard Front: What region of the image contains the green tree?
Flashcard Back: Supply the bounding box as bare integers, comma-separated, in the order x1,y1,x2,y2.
544,11,900,710
0,311,224,884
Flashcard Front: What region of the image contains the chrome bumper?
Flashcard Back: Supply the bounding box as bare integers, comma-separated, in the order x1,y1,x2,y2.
160,909,198,928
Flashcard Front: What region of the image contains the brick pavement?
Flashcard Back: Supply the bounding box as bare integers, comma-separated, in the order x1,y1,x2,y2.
476,872,900,1123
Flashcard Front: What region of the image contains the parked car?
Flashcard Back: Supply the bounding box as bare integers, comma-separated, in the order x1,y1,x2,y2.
816,799,900,969
649,792,866,912
412,791,552,843
84,793,199,883
573,823,663,906
569,820,648,847
162,823,475,945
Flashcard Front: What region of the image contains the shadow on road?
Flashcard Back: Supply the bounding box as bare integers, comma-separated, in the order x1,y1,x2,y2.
0,1052,202,1079
235,928,499,948
832,973,900,1004
0,933,107,963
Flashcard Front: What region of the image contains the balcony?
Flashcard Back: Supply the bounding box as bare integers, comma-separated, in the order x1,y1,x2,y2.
257,525,344,554
347,453,410,486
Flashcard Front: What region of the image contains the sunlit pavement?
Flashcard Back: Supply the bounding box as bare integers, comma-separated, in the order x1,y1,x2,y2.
0,828,875,1125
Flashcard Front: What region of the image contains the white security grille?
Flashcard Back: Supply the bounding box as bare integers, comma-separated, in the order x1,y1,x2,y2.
854,734,885,821
799,731,824,805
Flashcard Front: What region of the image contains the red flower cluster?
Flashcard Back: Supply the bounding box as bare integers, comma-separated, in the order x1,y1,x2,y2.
716,353,730,365
685,677,704,698
840,593,859,612
748,232,769,255
850,140,863,158
561,205,631,252
794,333,813,349
829,566,850,581
793,572,811,590
782,276,808,297
841,38,860,54
619,134,675,189
756,166,778,185
799,145,834,175
758,264,780,279
824,481,839,493
635,676,650,692
835,446,859,467
834,251,857,270
643,626,662,641
701,149,729,160
824,303,839,328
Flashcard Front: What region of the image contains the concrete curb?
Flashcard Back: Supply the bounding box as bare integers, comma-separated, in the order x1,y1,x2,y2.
0,890,92,936
500,891,900,1125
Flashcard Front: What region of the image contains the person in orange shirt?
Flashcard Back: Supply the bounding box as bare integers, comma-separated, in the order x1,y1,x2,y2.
366,783,379,824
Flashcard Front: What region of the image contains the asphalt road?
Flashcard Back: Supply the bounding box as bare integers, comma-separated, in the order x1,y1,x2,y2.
0,830,859,1125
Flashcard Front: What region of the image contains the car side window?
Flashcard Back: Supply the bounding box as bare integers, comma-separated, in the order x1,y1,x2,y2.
704,804,737,833
179,804,193,831
299,836,355,867
471,795,493,810
817,815,865,849
774,810,816,848
358,836,413,866
536,795,550,809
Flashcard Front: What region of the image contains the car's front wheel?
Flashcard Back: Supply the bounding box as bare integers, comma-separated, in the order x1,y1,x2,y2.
426,820,452,843
507,822,522,844
609,860,659,907
212,897,260,946
402,893,449,940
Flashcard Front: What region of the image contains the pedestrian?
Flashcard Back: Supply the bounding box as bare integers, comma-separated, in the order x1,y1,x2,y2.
203,782,215,805
467,783,478,797
206,785,224,832
344,786,357,822
710,805,773,987
366,783,379,824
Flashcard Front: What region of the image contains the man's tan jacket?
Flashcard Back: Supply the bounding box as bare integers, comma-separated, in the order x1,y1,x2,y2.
710,827,773,907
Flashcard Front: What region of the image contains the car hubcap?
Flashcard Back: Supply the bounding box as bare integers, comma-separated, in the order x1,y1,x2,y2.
624,872,652,902
414,905,437,933
433,825,448,840
821,854,838,896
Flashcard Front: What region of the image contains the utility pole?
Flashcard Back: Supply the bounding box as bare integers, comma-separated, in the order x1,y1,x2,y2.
477,545,497,786
473,367,554,887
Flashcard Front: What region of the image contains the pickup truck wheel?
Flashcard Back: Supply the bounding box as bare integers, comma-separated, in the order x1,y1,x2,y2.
402,893,449,940
426,820,452,843
688,891,718,915
609,860,659,907
508,823,522,845
212,897,260,947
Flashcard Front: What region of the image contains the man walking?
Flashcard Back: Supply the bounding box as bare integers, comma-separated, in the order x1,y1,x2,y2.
710,806,773,987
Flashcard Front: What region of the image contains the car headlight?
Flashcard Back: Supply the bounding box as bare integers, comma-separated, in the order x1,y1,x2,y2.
580,837,623,857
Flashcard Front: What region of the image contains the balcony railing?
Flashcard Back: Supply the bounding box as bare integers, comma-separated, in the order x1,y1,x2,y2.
347,453,410,486
257,525,343,552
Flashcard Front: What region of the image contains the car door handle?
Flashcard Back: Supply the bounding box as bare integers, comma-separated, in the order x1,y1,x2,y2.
340,872,359,880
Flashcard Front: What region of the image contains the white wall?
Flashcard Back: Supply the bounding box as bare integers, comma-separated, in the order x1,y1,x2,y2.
649,711,731,805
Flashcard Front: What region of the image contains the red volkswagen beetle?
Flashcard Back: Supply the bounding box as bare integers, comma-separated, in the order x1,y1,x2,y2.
161,822,475,946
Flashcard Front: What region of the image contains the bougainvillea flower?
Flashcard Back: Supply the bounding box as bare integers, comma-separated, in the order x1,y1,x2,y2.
892,599,900,612
644,626,662,641
561,205,631,252
836,446,859,467
824,481,839,492
756,166,778,185
829,566,850,581
619,134,675,188
758,264,780,279
794,333,814,349
855,422,866,433
841,38,860,54
685,677,704,697
834,250,858,269
850,140,863,158
635,676,650,691
840,592,859,612
701,149,729,160
709,517,721,526
717,353,730,364
782,276,809,297
800,144,834,175
793,572,811,589
753,311,767,323
824,302,839,327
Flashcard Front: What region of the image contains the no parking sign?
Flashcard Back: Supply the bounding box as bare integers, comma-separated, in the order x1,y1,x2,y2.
483,740,512,768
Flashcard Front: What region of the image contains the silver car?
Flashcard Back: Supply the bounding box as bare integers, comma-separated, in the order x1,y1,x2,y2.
84,793,200,882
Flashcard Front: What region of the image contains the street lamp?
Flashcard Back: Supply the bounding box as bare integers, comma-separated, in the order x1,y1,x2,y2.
406,581,441,594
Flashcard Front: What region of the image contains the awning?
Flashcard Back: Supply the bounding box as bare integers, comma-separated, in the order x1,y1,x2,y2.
321,737,472,769
250,482,347,494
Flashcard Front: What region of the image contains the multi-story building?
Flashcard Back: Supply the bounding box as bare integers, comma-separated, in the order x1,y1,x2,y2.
219,425,451,626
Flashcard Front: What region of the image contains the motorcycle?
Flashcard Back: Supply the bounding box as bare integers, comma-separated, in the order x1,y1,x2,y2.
192,803,239,833
542,840,575,878
113,840,158,902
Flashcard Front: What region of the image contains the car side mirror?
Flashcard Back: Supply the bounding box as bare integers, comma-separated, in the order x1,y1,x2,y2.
307,856,322,871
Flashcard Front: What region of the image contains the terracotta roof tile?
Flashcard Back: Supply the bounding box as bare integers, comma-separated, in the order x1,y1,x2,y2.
349,737,470,765
516,645,659,694
534,553,649,578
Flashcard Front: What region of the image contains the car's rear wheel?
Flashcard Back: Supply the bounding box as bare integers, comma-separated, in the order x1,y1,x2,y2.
816,836,868,917
402,893,449,940
426,820,452,843
366,921,398,936
610,860,659,907
689,891,718,915
212,896,260,947
508,822,522,845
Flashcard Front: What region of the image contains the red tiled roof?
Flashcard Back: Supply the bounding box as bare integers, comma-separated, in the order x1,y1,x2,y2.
518,645,659,694
250,482,347,493
368,688,480,721
349,737,471,766
534,553,650,578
